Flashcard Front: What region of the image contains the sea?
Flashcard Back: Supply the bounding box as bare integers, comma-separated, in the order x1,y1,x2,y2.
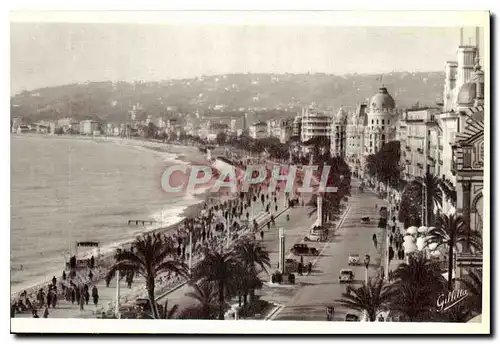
10,135,205,293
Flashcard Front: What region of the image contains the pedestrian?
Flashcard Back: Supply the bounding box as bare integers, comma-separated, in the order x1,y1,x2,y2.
71,288,76,304
32,309,39,318
43,306,49,318
79,293,85,311
307,262,312,275
46,290,52,308
275,205,278,212
52,276,57,286
88,270,94,281
260,230,264,241
267,222,271,230
92,286,99,306
298,262,303,276
286,214,290,221
51,292,57,308
85,289,90,305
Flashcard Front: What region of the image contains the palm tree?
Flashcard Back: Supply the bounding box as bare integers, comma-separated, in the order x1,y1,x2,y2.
422,171,443,226
141,299,179,319
233,238,270,302
427,213,482,291
105,235,188,319
457,268,482,315
389,255,447,321
192,247,240,320
184,280,218,319
336,278,394,321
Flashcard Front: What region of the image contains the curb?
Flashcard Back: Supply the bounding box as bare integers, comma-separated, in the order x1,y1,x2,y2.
155,280,189,301
264,303,284,321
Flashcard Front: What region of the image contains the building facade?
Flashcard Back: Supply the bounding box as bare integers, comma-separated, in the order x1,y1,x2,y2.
330,107,348,158
364,86,399,155
249,121,268,140
300,106,332,142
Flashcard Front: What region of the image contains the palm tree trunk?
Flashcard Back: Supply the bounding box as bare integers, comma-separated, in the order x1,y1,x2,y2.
147,279,159,319
448,244,454,291
218,280,225,320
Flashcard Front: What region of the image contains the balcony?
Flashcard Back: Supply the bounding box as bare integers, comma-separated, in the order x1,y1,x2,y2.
417,148,423,154
405,159,411,165
405,146,411,151
417,163,423,169
438,159,443,165
438,145,443,150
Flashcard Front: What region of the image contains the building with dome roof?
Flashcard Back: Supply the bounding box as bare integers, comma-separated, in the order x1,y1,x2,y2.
365,86,401,155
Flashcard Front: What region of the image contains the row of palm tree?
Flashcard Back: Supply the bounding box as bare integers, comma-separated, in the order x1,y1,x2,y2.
337,255,483,322
105,232,271,320
189,237,271,319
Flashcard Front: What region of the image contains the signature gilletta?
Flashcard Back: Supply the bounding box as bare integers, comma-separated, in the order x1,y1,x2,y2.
10,10,489,335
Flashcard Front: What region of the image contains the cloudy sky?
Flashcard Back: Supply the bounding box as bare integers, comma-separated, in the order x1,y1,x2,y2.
10,23,481,94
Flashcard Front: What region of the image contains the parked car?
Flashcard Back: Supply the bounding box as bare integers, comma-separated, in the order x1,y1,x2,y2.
291,243,319,256
361,217,370,224
304,227,327,242
338,269,354,283
345,313,360,321
136,298,164,316
348,254,360,265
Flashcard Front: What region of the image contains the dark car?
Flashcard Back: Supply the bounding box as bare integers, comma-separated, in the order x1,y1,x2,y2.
345,313,360,321
291,243,319,256
361,217,370,224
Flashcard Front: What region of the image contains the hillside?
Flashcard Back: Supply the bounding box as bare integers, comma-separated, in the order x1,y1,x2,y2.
10,72,445,123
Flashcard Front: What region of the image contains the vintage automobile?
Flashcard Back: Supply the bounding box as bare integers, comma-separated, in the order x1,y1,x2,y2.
290,243,319,256
345,313,360,321
304,227,328,242
361,217,370,224
348,254,360,265
338,269,354,283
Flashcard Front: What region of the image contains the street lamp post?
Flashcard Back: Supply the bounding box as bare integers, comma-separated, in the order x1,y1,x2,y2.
364,254,371,285
115,270,121,319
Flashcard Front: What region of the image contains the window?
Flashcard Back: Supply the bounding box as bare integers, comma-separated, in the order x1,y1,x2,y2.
463,148,472,168
388,120,390,124
382,119,385,124
370,141,373,147
372,119,374,124
376,120,379,125
382,126,385,131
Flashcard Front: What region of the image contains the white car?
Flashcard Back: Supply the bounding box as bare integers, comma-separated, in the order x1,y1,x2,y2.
338,269,354,283
348,254,360,265
304,227,327,242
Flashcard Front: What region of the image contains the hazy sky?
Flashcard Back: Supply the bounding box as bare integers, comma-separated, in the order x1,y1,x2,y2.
10,24,479,94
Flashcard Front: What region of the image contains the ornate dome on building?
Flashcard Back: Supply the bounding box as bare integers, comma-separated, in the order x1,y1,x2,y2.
457,56,484,106
370,86,396,110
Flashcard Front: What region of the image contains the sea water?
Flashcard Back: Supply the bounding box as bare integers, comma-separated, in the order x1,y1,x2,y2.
10,135,203,293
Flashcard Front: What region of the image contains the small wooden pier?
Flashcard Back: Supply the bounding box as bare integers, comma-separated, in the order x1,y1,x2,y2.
127,220,157,226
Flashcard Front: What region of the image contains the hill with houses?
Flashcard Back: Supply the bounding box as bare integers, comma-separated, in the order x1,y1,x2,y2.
11,72,445,124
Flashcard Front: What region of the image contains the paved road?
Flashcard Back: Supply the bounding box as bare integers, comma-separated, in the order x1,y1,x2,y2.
157,198,318,315
272,179,388,321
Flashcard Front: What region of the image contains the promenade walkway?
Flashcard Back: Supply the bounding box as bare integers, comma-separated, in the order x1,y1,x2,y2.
14,190,287,319
155,196,316,315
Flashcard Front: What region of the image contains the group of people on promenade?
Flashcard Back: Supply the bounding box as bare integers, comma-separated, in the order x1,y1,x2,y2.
11,270,100,318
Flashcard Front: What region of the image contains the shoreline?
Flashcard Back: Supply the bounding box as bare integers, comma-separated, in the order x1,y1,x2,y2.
10,134,212,297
